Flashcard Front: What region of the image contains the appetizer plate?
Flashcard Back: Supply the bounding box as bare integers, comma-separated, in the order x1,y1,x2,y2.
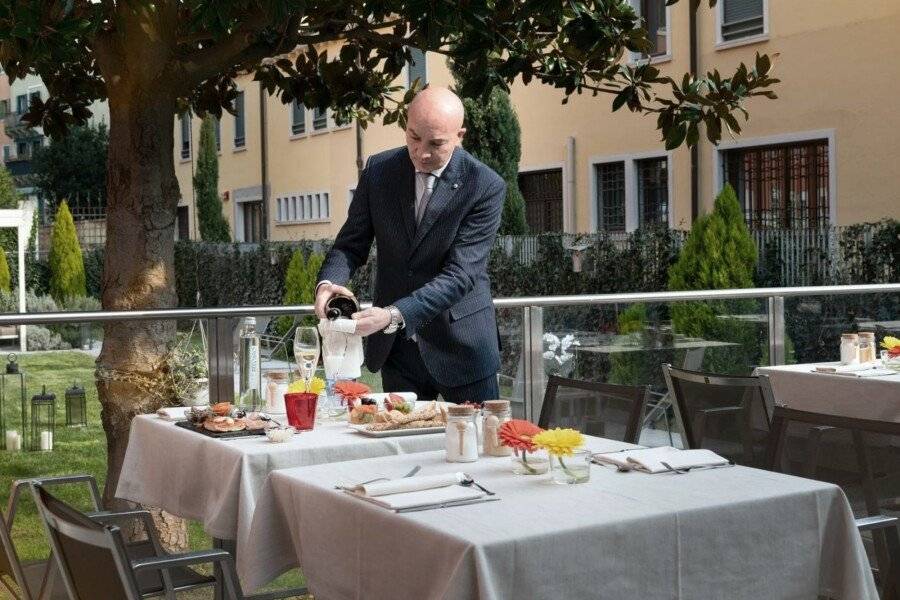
347,423,445,437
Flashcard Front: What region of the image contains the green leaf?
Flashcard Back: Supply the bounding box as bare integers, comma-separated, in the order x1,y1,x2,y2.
665,123,687,150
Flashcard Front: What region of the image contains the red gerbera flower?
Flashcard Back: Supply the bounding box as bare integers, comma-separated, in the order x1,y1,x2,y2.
499,419,544,452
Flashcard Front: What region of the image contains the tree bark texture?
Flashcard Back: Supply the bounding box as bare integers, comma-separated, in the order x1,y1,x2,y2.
92,7,187,548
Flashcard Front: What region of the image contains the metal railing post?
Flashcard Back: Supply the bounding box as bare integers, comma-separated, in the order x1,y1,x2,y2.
207,318,235,405
768,296,786,366
522,306,545,423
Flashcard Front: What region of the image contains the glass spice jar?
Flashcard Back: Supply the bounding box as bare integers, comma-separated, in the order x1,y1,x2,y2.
445,405,478,463
481,400,512,457
840,333,859,365
858,332,877,364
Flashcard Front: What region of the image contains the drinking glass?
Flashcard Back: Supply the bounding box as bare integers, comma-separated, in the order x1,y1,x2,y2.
321,332,350,418
294,327,320,392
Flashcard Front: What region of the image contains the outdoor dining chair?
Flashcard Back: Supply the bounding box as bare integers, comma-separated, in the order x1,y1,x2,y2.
538,375,650,444
31,483,304,600
1,474,106,600
662,364,776,466
765,405,900,599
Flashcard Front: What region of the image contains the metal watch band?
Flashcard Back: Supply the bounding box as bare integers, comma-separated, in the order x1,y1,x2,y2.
383,305,404,334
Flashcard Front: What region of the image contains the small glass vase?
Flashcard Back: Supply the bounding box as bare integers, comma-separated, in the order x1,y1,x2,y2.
550,449,592,485
882,350,900,373
511,448,550,475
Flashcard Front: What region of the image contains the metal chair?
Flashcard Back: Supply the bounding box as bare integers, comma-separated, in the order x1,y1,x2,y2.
538,375,650,444
2,475,104,600
662,364,776,466
765,405,900,599
32,483,303,600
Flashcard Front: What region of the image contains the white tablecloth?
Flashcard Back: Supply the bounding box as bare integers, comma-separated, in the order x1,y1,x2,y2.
243,438,876,599
757,362,900,423
115,415,444,554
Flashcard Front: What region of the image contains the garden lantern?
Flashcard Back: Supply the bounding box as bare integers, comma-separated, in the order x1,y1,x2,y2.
65,382,87,427
1,353,27,450
30,386,56,452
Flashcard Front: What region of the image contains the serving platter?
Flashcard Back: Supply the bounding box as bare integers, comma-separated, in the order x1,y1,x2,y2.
347,423,445,438
175,420,267,439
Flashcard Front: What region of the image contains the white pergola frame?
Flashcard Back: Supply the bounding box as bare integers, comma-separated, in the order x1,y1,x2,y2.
0,209,33,351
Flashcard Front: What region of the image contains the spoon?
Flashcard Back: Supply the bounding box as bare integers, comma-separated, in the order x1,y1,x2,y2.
460,474,495,496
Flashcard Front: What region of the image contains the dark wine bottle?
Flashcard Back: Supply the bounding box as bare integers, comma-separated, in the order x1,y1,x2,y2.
325,293,359,320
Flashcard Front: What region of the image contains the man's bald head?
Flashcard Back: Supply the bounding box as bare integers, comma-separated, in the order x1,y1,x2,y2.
405,86,466,172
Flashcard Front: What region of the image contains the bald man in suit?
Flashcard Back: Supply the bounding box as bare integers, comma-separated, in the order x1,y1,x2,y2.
316,87,505,402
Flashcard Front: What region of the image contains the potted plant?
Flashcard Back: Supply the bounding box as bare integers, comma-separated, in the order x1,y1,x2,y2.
167,333,209,406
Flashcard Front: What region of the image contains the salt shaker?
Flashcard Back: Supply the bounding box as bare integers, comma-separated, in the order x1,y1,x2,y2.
481,400,512,457
840,333,859,365
858,332,876,364
445,405,478,463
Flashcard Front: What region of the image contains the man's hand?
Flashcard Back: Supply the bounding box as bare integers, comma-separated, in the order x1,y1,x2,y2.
314,282,354,319
352,307,392,337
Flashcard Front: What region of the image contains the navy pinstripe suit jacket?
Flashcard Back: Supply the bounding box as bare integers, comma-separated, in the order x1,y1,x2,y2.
318,146,506,387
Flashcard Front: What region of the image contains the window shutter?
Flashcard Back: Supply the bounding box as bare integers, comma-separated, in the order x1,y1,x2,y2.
722,0,764,40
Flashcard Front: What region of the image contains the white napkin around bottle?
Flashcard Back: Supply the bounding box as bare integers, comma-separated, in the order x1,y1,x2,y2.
156,406,191,421
593,446,729,473
319,318,365,379
343,472,485,511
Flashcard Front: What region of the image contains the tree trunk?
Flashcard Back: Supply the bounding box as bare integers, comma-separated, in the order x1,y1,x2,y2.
95,86,186,548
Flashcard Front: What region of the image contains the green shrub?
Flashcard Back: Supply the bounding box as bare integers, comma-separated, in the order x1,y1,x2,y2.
276,249,324,332
26,325,71,350
48,200,86,302
0,250,10,292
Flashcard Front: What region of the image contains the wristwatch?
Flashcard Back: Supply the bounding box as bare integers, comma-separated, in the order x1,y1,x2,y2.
383,305,405,334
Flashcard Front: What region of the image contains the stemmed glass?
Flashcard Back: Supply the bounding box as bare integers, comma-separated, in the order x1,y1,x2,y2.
293,327,320,392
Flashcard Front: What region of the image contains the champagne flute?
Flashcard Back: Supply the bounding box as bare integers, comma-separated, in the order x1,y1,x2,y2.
294,327,320,392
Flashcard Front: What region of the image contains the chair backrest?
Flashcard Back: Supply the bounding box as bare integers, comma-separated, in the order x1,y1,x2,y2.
0,508,28,600
663,364,776,466
538,375,649,444
32,485,140,600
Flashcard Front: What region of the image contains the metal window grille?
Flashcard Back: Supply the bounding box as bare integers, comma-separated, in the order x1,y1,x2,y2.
180,113,191,159
519,169,564,233
408,48,427,88
292,101,306,135
234,92,246,147
636,157,669,226
723,139,830,230
722,0,764,41
596,162,626,232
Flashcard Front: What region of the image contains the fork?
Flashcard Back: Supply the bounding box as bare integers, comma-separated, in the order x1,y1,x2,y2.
338,465,421,489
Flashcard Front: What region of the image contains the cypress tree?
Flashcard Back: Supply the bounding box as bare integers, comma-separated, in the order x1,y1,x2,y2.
0,251,10,292
48,200,87,302
279,250,325,332
452,65,528,235
194,115,231,242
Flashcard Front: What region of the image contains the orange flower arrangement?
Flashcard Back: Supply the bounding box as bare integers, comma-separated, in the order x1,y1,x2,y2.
499,419,544,452
332,380,371,406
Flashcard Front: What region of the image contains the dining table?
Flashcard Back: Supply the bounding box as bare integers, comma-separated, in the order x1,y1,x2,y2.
115,411,444,564
240,436,877,599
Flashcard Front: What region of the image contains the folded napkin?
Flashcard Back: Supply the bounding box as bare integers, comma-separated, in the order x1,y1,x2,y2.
593,446,729,473
343,472,486,511
156,406,191,421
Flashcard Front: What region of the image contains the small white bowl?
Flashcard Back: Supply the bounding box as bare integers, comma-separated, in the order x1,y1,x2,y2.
265,427,296,443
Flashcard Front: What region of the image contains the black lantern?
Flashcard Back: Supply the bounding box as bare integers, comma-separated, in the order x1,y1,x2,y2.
30,386,56,452
65,382,87,427
1,353,26,451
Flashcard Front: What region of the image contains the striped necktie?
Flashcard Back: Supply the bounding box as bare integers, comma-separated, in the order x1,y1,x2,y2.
415,172,436,225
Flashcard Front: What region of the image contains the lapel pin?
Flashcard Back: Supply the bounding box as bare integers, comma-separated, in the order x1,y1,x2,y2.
452,183,459,189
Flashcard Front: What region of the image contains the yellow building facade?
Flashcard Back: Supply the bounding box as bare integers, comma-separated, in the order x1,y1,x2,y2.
174,0,900,242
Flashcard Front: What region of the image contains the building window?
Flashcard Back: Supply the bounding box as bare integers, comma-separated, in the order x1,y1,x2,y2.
31,137,42,157
179,112,191,159
241,200,263,242
15,94,28,114
635,0,668,57
407,48,427,88
2,146,10,161
519,169,563,233
312,107,327,131
234,91,246,148
292,100,306,135
636,157,669,226
720,0,765,42
176,206,190,241
0,100,8,117
16,141,27,157
595,162,627,232
722,139,830,230
214,116,221,152
275,192,331,223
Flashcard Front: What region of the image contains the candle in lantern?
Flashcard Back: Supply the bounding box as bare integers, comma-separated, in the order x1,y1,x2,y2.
5,430,21,451
39,430,53,451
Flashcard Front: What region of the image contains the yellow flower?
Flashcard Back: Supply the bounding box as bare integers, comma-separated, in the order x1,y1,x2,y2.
881,336,900,351
287,377,325,395
532,428,585,457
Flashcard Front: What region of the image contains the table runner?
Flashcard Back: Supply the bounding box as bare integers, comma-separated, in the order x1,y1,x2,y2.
115,415,443,550
757,363,900,423
242,438,875,599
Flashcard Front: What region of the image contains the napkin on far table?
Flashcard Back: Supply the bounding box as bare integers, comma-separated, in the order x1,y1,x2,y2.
593,446,730,474
156,406,191,421
342,472,486,511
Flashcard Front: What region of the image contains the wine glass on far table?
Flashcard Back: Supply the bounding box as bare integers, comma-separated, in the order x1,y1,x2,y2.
294,327,320,392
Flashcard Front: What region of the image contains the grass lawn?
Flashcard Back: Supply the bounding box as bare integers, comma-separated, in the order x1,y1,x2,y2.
0,350,335,599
